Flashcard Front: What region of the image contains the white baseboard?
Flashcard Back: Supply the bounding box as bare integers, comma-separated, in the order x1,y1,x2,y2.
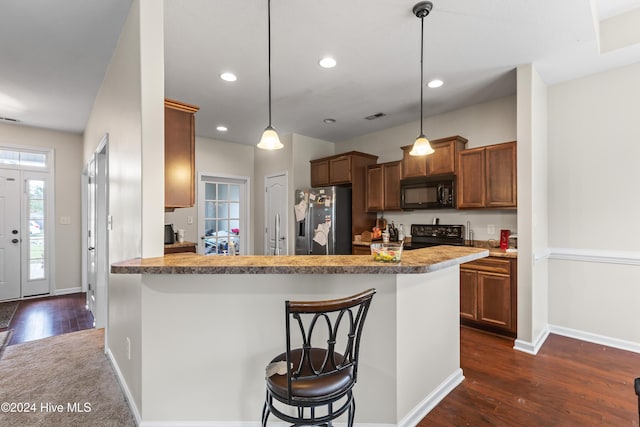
105,347,143,426
548,324,640,354
398,368,464,427
140,421,395,427
53,286,83,296
513,326,550,355
115,361,462,427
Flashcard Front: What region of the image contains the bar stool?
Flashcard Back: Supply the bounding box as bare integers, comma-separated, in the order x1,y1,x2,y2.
261,288,376,427
635,377,640,423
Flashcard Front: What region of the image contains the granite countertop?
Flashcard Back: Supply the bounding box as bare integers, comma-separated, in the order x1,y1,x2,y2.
352,240,517,259
111,245,489,275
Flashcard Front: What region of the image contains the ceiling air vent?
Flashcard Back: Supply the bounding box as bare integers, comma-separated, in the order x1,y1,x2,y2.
364,112,386,120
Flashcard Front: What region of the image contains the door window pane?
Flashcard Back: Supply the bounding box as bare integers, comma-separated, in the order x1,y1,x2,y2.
27,179,46,280
0,149,47,168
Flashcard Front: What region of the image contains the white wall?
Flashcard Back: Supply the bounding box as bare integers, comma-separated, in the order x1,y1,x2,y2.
165,135,255,251
339,95,518,241
547,62,640,347
514,65,549,351
83,0,164,417
0,123,83,293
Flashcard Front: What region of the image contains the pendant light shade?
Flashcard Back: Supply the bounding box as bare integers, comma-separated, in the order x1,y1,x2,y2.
409,1,434,157
257,0,283,150
258,125,282,150
410,133,434,156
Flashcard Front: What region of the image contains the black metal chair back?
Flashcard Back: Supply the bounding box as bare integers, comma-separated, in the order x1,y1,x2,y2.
262,288,375,427
635,377,640,423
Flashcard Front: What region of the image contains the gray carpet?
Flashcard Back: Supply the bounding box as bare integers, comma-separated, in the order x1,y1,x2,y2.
0,301,19,328
0,329,12,359
0,328,136,426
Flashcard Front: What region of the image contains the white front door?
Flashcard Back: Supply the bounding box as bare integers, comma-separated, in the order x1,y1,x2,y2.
265,172,288,255
0,169,21,300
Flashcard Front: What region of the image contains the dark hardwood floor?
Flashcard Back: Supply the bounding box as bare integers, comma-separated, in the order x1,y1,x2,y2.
0,292,94,346
419,327,640,426
2,294,639,425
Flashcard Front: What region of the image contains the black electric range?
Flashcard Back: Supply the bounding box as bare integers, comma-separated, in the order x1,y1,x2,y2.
404,224,466,250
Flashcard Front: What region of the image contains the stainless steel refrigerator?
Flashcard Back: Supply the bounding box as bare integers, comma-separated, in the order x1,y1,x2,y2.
294,186,352,255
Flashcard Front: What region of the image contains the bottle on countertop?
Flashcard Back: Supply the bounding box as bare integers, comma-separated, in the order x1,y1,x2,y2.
398,224,405,242
389,221,398,242
228,240,236,255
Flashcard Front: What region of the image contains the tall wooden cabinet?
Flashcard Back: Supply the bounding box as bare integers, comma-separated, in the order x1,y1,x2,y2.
457,141,517,209
460,256,517,337
401,135,467,179
165,99,199,209
366,161,402,212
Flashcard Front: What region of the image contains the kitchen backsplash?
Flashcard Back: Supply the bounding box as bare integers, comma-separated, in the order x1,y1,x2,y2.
375,209,517,242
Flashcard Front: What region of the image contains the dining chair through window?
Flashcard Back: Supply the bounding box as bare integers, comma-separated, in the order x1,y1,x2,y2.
261,288,376,427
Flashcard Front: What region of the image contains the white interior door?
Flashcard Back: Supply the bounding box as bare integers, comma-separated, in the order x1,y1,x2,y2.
86,158,97,316
198,174,248,255
265,172,288,255
0,169,21,300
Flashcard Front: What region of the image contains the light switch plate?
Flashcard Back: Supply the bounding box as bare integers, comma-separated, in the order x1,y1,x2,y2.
60,216,71,225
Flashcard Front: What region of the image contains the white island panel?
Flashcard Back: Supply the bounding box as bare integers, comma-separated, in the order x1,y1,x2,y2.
138,268,461,426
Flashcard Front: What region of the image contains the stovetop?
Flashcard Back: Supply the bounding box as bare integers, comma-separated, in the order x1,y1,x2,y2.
406,224,466,249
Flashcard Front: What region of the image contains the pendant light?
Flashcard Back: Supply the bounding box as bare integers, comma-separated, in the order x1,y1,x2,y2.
257,0,283,150
409,1,435,156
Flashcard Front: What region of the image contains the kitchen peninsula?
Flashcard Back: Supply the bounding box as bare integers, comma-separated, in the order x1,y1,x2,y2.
111,246,488,426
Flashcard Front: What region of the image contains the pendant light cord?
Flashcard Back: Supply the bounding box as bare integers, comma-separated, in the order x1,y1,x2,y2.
267,0,273,127
419,15,424,135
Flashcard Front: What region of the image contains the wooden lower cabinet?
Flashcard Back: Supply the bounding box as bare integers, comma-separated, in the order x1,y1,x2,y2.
460,256,517,337
352,245,371,255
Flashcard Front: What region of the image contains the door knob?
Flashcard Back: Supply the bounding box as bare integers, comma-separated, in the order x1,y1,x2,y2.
12,229,18,234
12,239,19,244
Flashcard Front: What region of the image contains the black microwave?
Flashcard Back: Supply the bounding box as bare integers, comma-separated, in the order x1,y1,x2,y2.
400,176,456,209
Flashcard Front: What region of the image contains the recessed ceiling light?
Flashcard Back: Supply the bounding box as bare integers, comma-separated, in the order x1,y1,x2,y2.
219,72,237,82
319,57,337,68
428,79,444,88
323,118,336,124
216,125,228,132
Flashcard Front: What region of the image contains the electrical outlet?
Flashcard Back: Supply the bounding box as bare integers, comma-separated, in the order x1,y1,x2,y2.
187,216,193,225
488,224,495,235
126,337,131,360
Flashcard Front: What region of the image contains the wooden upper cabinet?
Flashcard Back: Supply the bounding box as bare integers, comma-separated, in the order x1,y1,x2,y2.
457,147,486,208
485,142,517,207
401,135,467,179
165,99,199,209
366,161,402,212
328,155,352,184
383,161,402,210
457,141,517,209
310,151,378,239
310,159,330,187
310,151,378,187
366,164,384,212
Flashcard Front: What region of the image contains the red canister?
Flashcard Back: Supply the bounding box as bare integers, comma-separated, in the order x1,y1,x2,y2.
500,229,510,249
